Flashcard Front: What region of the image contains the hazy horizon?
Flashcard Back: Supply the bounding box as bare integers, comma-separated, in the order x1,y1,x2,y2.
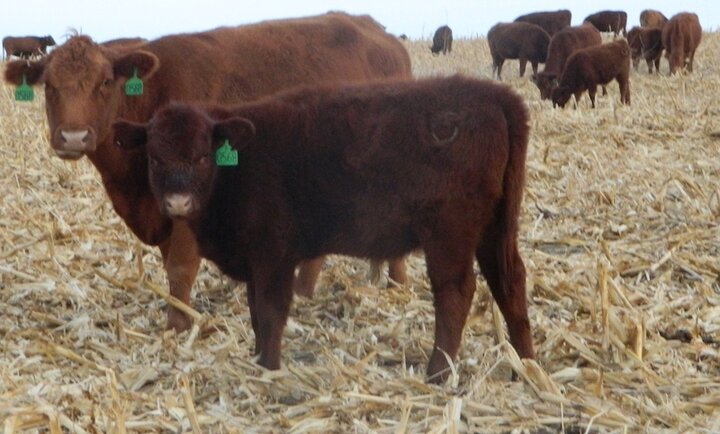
2,1,719,45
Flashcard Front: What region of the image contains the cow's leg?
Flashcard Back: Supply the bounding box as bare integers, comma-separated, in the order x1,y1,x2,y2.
601,85,608,96
688,50,696,72
497,59,505,81
421,217,478,383
246,279,260,355
519,59,528,77
388,256,408,285
618,74,630,105
653,57,661,74
531,61,539,76
292,257,324,297
633,58,640,71
588,87,597,108
646,58,653,73
476,226,533,362
251,259,295,370
160,221,201,332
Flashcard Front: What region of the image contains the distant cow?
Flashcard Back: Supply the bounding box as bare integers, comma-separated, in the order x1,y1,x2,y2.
487,22,550,80
430,25,452,55
662,13,702,75
532,23,602,100
514,9,571,36
552,39,631,108
4,13,412,332
112,75,534,383
640,10,668,28
2,35,56,60
584,10,627,37
627,27,664,73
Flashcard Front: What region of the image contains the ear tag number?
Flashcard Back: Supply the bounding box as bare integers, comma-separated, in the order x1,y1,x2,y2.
124,67,144,96
216,139,238,166
15,75,34,102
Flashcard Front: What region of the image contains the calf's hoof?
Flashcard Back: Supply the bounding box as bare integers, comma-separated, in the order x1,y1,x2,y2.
167,307,192,333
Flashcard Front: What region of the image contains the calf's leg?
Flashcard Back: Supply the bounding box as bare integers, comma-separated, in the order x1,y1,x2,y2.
519,59,528,77
388,256,408,285
476,230,533,361
251,260,296,370
160,221,201,332
292,257,324,297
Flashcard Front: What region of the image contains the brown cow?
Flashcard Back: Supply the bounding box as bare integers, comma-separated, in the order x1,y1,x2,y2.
662,13,702,75
3,12,412,332
584,10,628,37
112,75,533,383
100,37,148,49
640,9,668,28
552,40,631,108
514,9,571,37
627,27,663,73
532,23,602,100
430,25,452,55
2,35,56,60
487,22,550,80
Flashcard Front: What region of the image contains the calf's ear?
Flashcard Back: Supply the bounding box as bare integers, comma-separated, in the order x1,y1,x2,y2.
212,117,256,150
112,120,148,151
113,50,159,80
4,59,46,86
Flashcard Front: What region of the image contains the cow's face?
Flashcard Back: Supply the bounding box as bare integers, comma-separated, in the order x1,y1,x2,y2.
113,106,255,219
42,36,57,47
532,73,557,100
551,86,572,108
3,35,158,160
666,50,685,75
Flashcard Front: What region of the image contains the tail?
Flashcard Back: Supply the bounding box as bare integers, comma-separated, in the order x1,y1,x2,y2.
497,91,530,291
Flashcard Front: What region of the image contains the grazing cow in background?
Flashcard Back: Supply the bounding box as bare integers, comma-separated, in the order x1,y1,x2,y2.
2,35,56,60
487,22,550,80
514,9,571,37
640,9,668,28
552,40,631,108
627,27,664,73
430,25,452,55
532,23,602,100
3,12,412,332
584,10,628,37
662,13,702,75
112,75,534,383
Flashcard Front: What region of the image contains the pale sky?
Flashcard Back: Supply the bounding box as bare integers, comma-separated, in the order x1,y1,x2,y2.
2,1,719,43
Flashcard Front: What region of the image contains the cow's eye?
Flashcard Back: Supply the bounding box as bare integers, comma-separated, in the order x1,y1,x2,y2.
102,78,113,86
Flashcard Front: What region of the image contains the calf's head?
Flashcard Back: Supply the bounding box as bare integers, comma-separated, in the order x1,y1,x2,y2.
112,105,255,218
4,35,158,160
531,72,558,100
551,86,572,108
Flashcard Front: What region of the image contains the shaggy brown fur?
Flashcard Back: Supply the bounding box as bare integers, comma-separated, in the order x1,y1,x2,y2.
662,12,702,75
487,22,550,80
532,23,602,100
4,12,412,332
552,40,631,108
627,27,664,73
112,75,533,383
584,10,628,37
514,10,571,37
640,9,668,28
430,25,453,55
2,35,55,60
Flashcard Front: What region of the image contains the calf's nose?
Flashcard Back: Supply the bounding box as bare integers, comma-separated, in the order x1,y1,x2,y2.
164,194,193,217
60,129,90,151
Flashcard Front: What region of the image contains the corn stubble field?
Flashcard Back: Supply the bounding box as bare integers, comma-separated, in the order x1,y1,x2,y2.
1,33,719,433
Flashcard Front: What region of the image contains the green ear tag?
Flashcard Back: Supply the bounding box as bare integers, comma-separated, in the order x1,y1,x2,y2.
124,67,144,96
216,139,239,166
15,75,34,102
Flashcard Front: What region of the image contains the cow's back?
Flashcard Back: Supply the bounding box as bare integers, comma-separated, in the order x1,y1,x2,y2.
545,24,602,75
138,12,411,112
515,10,571,36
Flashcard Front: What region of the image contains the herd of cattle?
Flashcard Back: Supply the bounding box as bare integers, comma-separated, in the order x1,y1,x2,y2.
483,9,702,107
0,9,704,382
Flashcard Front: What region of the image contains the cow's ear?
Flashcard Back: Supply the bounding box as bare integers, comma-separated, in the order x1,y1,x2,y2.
212,117,256,150
4,59,46,86
112,119,148,151
113,50,159,80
